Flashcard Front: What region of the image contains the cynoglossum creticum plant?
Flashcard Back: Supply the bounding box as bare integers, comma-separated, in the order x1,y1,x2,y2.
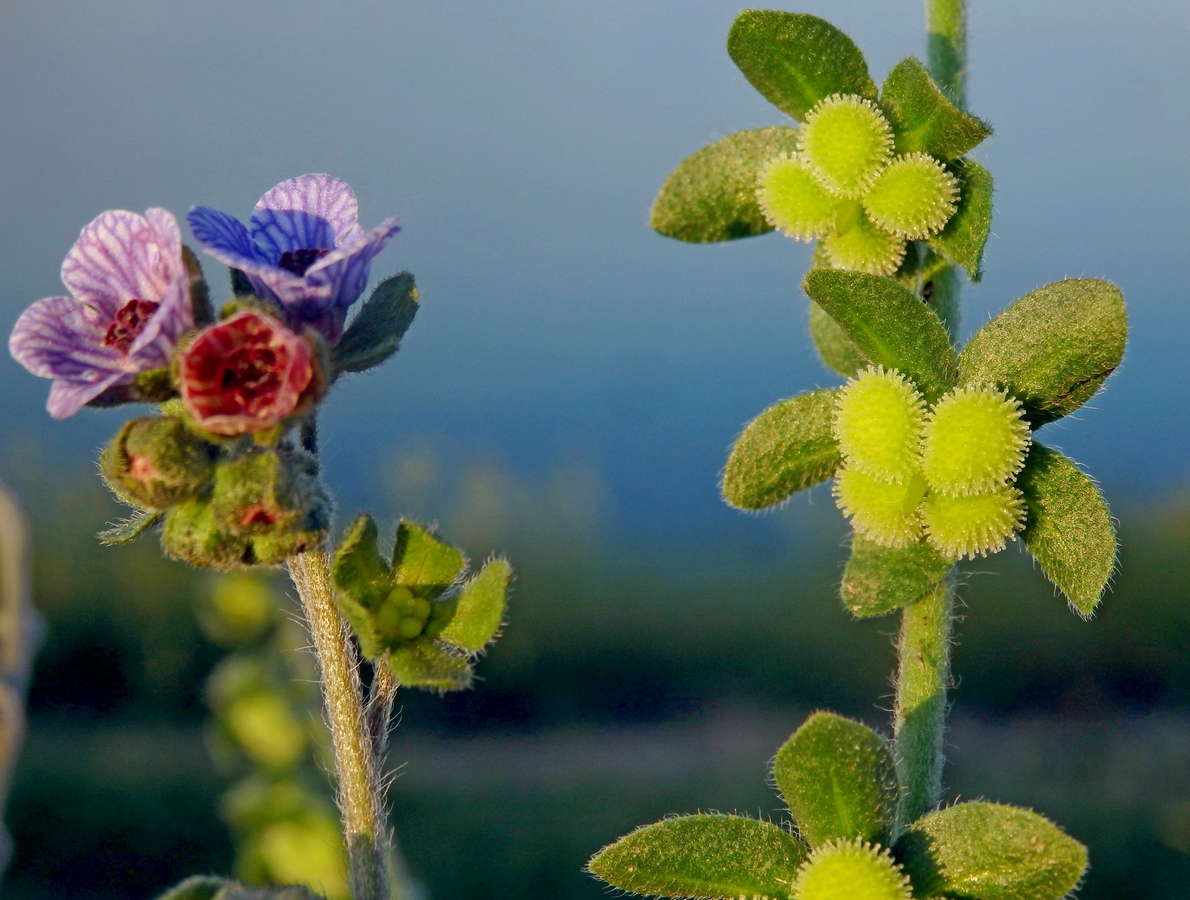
590,712,1086,900
8,174,513,900
652,11,992,279
724,270,1125,619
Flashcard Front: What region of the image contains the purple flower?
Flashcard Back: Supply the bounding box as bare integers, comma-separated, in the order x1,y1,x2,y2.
10,208,194,419
187,174,398,342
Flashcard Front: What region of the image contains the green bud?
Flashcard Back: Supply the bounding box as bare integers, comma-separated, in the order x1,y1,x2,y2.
862,152,958,239
756,153,841,240
102,416,217,510
224,691,308,769
799,94,894,198
161,495,251,571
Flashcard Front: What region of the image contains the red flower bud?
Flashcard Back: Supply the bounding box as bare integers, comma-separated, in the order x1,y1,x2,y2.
180,310,315,435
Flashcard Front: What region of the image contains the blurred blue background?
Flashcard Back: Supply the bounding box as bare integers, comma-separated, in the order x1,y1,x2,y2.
1,1,1189,898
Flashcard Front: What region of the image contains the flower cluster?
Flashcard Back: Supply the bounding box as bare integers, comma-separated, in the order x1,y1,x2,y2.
757,94,958,275
833,367,1031,559
9,175,401,570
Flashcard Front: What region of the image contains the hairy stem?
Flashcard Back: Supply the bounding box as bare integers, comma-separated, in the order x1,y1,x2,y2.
926,0,967,105
893,573,955,825
289,550,390,900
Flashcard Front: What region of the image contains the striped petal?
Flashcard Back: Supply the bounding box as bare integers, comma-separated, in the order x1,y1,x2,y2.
252,174,361,247
47,372,128,419
9,296,124,380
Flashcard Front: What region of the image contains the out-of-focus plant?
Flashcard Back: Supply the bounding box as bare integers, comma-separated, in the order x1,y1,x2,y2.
590,3,1125,898
9,175,511,899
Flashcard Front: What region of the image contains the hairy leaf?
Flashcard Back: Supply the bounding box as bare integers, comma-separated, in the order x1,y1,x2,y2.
880,57,991,160
803,270,957,402
182,246,216,326
809,301,867,376
388,638,473,692
98,510,164,545
773,712,897,848
392,519,466,600
728,11,877,121
589,813,805,900
435,558,510,652
1017,444,1115,617
723,389,841,510
897,802,1087,900
334,272,419,374
927,159,992,280
840,537,951,618
332,514,392,610
957,279,1127,426
652,127,801,243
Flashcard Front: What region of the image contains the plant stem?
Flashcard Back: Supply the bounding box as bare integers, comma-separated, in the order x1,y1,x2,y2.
926,0,967,105
289,550,391,900
892,573,955,826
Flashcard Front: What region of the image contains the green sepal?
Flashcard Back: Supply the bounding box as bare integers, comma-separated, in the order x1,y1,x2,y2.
896,801,1087,900
956,279,1127,426
926,159,992,281
101,416,218,511
723,389,842,510
432,558,510,652
333,272,419,374
182,246,216,327
392,519,466,600
154,875,231,900
651,127,801,243
588,813,806,900
135,366,178,403
840,537,951,618
879,57,991,160
810,301,866,377
387,639,473,692
773,712,897,849
230,267,256,299
1017,443,1115,618
332,514,394,611
98,509,165,545
727,11,877,122
803,269,957,402
161,495,250,571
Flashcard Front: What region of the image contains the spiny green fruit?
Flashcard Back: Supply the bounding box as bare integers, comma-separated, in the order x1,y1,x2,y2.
794,839,911,900
922,386,1031,496
834,466,927,548
834,367,926,482
822,209,906,276
922,486,1027,559
863,153,959,239
756,153,841,240
800,94,894,198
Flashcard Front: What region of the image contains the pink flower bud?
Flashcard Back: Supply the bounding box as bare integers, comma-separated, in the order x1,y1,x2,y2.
180,309,314,435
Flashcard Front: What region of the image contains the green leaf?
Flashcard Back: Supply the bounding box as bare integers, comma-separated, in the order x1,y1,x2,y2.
331,515,392,610
392,519,466,600
651,127,801,243
434,558,510,652
182,246,216,327
154,876,230,900
809,301,867,376
588,813,805,900
897,802,1087,900
957,279,1127,426
723,389,842,510
802,270,957,402
840,537,952,618
880,57,991,160
230,267,255,298
1017,444,1115,618
727,11,876,122
926,159,992,280
333,272,419,374
388,638,473,692
773,712,897,849
98,509,164,545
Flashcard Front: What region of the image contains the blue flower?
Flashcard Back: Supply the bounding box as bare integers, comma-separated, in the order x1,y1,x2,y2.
9,208,193,419
187,174,398,341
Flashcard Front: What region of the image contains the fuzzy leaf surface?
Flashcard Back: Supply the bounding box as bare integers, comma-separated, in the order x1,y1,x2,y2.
332,514,392,609
1017,443,1115,617
333,272,419,374
392,519,466,600
880,57,991,160
809,301,867,376
897,802,1087,900
728,11,876,121
435,558,510,652
957,279,1127,426
652,127,801,243
388,638,473,692
98,510,164,545
803,270,957,402
773,712,898,849
926,159,992,280
841,537,952,618
723,389,841,510
589,813,805,900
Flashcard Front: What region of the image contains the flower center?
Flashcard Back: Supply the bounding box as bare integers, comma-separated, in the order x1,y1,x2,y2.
103,298,160,355
277,247,330,276
221,344,282,412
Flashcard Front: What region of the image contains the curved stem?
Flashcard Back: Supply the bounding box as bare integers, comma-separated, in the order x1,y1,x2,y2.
289,550,391,900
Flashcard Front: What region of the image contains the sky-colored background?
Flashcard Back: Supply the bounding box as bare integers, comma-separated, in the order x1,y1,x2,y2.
1,0,1186,541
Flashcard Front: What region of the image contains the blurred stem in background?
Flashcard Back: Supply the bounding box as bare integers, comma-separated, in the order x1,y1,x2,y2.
892,0,966,820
